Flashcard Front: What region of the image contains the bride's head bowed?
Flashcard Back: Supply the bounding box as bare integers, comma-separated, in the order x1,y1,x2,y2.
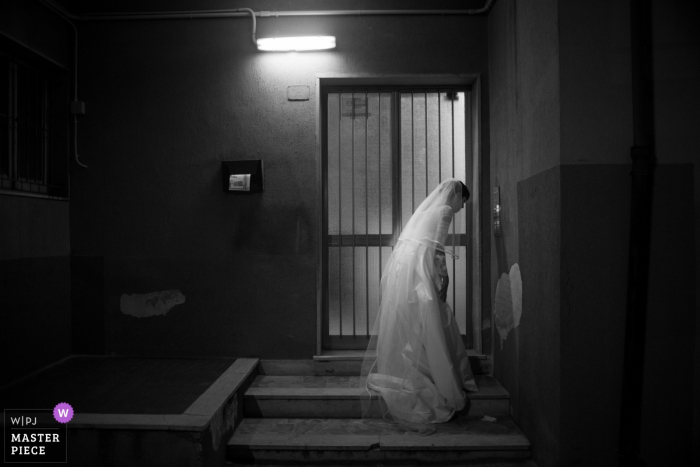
399,179,469,244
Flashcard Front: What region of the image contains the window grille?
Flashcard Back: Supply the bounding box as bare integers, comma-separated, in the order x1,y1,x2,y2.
322,87,474,350
0,50,69,198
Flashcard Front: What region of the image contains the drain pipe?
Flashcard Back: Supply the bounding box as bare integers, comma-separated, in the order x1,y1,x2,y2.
619,0,656,466
39,0,88,169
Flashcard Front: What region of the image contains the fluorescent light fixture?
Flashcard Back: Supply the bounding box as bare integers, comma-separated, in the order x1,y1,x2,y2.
256,36,336,52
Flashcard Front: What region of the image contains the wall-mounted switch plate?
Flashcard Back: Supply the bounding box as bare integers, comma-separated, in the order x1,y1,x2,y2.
493,186,502,237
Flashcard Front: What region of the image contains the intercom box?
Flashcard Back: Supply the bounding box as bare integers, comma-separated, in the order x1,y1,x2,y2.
221,160,264,193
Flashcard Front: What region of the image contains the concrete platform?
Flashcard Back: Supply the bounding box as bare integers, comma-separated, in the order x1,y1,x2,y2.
1,356,259,467
244,375,510,418
228,417,531,465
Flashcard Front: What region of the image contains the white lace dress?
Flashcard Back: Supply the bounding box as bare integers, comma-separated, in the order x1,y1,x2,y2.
363,196,479,432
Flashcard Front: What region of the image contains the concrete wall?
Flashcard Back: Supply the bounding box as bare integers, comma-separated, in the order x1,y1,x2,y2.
0,1,73,387
489,0,698,465
488,0,562,464
63,0,490,359
558,1,698,465
649,2,700,459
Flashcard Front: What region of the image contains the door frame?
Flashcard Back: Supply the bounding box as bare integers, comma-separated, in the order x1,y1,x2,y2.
315,73,485,356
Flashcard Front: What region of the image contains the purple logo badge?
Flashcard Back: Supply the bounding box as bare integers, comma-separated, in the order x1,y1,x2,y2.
53,402,73,423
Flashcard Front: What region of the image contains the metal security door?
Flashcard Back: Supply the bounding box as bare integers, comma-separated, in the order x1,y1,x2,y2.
322,87,474,351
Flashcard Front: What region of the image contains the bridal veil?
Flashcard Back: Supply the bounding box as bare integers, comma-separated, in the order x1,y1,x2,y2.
361,178,479,433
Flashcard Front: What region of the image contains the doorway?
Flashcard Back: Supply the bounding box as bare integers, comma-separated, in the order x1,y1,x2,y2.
320,83,481,353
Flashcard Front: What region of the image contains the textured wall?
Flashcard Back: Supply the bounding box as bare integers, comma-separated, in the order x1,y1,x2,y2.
0,195,71,388
0,0,72,69
648,3,700,457
0,0,73,387
517,167,561,467
488,1,561,465
557,165,629,466
67,0,489,359
490,0,698,465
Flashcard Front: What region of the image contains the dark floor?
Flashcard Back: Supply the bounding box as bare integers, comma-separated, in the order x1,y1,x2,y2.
0,356,236,414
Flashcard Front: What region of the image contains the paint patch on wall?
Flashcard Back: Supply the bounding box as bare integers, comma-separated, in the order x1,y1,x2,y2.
120,289,185,318
494,263,522,349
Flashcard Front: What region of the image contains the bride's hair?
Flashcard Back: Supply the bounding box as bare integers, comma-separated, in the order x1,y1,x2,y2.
460,181,470,201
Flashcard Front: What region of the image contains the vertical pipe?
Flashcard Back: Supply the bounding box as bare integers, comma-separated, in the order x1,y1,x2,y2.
45,78,50,187
2,62,6,183
32,75,36,188
27,71,32,187
31,71,35,188
34,76,40,188
619,0,655,465
47,79,52,188
41,78,46,187
41,79,46,187
24,70,29,188
11,63,17,183
6,64,12,182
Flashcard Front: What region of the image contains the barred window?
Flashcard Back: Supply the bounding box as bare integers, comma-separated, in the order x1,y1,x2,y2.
1,48,69,198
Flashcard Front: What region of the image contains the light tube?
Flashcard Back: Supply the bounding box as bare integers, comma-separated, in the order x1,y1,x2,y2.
256,36,336,52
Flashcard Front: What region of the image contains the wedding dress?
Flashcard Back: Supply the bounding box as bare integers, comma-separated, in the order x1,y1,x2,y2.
361,179,479,433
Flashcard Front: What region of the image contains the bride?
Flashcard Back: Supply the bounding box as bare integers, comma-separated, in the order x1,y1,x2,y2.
362,178,479,433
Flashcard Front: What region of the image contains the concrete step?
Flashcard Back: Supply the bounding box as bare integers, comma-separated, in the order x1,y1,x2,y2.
259,352,491,377
244,375,510,419
227,417,531,466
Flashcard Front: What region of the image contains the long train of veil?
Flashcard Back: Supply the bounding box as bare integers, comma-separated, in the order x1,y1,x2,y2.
360,178,479,434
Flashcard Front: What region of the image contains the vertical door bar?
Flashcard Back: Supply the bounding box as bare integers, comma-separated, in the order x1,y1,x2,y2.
411,92,414,212
438,90,442,183
378,93,382,287
337,93,342,336
424,92,428,196
365,90,369,337
393,92,401,250
351,91,356,338
450,91,462,315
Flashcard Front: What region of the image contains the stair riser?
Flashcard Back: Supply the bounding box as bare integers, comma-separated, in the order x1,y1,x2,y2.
260,358,491,376
244,398,509,418
229,447,530,465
